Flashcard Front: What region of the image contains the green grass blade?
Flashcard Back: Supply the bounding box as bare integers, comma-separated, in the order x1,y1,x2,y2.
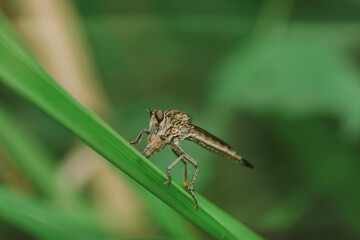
0,13,262,240
0,186,111,240
132,180,201,239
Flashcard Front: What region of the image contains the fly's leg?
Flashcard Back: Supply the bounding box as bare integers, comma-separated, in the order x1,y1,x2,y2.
171,148,189,189
183,160,188,189
130,129,151,144
169,144,199,209
184,155,199,210
164,154,184,187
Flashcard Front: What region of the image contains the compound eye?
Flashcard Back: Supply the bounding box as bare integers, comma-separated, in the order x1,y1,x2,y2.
154,109,164,122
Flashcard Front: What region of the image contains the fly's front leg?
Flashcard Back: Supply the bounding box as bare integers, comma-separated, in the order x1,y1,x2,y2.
184,155,199,210
130,129,151,145
164,154,184,186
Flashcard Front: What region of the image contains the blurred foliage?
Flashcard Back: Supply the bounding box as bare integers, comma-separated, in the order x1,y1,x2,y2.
0,186,110,240
0,0,360,239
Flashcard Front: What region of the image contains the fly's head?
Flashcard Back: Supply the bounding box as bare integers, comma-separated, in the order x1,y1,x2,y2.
142,132,167,158
147,109,164,131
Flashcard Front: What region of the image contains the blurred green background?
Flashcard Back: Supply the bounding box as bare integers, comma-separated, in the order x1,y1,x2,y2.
1,0,360,239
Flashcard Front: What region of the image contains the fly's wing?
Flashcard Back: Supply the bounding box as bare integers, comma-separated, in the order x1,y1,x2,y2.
187,125,253,168
188,125,232,151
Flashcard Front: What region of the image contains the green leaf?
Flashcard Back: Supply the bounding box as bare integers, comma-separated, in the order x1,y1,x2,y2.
0,12,262,240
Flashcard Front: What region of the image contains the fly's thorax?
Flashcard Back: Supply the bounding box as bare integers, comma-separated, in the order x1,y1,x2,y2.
164,110,191,126
160,111,192,137
158,123,191,143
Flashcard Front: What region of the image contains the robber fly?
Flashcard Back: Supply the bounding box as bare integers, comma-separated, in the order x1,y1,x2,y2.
130,109,253,209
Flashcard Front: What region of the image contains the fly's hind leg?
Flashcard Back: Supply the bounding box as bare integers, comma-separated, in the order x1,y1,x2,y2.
170,144,199,210
184,155,199,210
183,160,189,189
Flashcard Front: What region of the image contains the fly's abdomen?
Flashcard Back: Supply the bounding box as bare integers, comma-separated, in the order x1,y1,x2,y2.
187,125,254,168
